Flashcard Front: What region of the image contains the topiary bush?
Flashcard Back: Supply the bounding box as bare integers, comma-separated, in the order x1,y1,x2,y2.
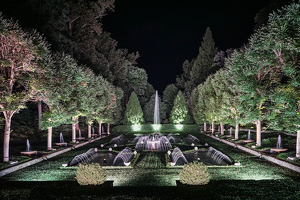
179,161,210,185
75,163,107,185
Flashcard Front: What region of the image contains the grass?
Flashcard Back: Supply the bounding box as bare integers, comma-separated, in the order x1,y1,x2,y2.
1,130,300,199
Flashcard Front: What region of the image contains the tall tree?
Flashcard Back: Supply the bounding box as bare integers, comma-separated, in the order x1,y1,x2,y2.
123,91,144,125
189,27,218,93
170,91,191,124
163,84,178,119
0,15,50,161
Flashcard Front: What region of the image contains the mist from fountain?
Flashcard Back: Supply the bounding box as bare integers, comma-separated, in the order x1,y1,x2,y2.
171,147,188,164
69,148,97,166
247,130,251,140
26,139,30,152
154,91,160,125
207,147,232,164
186,134,200,143
60,133,64,143
276,135,282,149
110,134,127,145
112,147,133,165
135,134,172,150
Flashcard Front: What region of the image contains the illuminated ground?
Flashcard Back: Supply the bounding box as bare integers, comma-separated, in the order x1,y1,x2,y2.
1,131,300,199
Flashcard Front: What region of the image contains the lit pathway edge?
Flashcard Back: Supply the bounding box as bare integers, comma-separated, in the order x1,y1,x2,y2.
206,133,300,173
0,136,106,177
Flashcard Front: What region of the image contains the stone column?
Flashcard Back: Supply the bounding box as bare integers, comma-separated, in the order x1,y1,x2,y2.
88,125,91,138
235,123,239,140
220,122,224,135
204,123,207,132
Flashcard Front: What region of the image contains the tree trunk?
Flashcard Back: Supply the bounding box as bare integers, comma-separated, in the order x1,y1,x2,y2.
88,125,91,138
220,122,224,135
204,123,207,132
296,130,300,158
256,120,261,146
211,121,214,133
107,124,110,134
38,101,42,130
235,123,239,140
3,111,14,162
47,127,52,150
98,122,102,135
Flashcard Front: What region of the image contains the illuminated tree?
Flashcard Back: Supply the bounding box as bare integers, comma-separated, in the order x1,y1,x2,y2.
189,27,218,93
163,84,178,119
123,91,143,125
170,91,191,124
0,15,50,161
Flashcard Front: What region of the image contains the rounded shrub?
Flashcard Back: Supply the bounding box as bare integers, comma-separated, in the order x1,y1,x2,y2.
179,161,211,185
75,163,107,185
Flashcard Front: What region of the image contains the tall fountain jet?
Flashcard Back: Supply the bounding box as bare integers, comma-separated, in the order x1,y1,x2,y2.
154,91,160,124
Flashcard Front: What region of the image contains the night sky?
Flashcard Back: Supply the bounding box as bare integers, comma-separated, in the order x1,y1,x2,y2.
102,0,274,93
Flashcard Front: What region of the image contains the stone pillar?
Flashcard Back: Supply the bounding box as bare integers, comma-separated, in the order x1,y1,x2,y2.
296,130,300,158
38,101,42,130
211,121,214,133
47,127,52,150
72,122,76,142
220,122,224,135
107,124,110,134
204,123,207,132
88,125,91,138
98,122,102,135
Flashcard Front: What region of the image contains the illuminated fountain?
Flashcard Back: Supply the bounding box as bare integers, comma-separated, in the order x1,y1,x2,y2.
55,133,67,147
110,134,127,145
76,129,85,141
171,147,188,165
186,134,200,143
243,130,255,143
135,134,172,150
112,147,133,165
152,90,161,131
207,147,232,164
21,139,37,156
271,135,288,153
69,148,97,166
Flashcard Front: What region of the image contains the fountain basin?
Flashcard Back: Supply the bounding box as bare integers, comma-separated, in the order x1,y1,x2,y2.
21,151,37,156
243,140,255,143
55,142,68,147
270,148,288,153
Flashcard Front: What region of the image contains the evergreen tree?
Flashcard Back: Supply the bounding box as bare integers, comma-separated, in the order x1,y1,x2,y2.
189,27,218,93
163,84,178,119
170,91,191,124
124,91,144,125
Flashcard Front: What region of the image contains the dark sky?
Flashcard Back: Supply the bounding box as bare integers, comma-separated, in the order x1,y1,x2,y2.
102,0,274,93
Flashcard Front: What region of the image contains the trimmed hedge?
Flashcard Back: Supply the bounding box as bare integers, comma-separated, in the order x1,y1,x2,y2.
75,163,107,185
179,161,211,185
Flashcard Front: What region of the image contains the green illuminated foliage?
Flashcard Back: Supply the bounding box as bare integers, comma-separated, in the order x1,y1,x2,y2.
124,91,144,125
179,161,211,185
170,91,191,124
75,163,107,186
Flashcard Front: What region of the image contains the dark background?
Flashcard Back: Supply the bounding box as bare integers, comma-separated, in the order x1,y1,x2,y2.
102,0,275,92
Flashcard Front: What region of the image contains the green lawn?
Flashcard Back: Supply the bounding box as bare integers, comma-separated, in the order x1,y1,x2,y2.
1,130,300,199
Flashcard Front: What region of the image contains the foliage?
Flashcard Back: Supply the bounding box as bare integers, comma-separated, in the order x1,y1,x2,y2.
162,84,178,119
75,163,107,186
170,91,191,124
179,161,211,185
123,91,144,125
